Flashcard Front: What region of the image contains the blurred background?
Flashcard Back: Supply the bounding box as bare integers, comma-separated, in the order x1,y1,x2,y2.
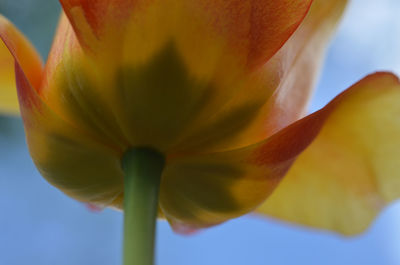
1,0,400,264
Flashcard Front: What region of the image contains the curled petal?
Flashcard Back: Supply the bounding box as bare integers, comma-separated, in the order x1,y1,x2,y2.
0,15,42,115
257,73,400,235
159,99,335,231
15,59,124,208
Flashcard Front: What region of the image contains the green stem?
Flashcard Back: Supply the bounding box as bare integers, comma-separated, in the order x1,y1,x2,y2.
122,147,165,265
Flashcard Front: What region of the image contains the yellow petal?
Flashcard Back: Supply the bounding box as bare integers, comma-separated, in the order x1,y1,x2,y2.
59,0,312,66
51,1,315,153
15,55,124,208
0,15,43,115
247,0,348,142
0,39,17,115
159,100,335,231
169,0,348,153
41,13,130,152
257,72,400,235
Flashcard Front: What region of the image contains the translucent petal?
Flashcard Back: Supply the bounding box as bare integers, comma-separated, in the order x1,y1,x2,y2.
257,73,400,235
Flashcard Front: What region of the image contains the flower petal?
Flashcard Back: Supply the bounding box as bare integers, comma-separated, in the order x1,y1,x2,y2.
159,99,334,231
0,15,42,115
169,0,348,153
247,0,348,142
59,0,312,68
40,13,130,152
59,0,135,52
0,37,17,115
257,73,400,235
175,0,313,69
51,0,322,153
15,55,124,208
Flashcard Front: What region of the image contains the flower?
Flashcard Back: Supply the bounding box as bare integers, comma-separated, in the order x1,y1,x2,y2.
1,0,399,235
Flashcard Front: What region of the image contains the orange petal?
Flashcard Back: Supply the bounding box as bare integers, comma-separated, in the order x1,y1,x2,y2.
0,15,43,115
40,13,130,152
59,0,136,51
163,0,345,155
59,0,311,66
175,0,313,69
252,0,349,140
257,72,400,235
172,0,348,153
159,97,335,231
49,1,318,153
15,56,124,208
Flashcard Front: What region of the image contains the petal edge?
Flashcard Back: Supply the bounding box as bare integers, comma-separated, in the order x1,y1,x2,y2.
257,72,400,235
